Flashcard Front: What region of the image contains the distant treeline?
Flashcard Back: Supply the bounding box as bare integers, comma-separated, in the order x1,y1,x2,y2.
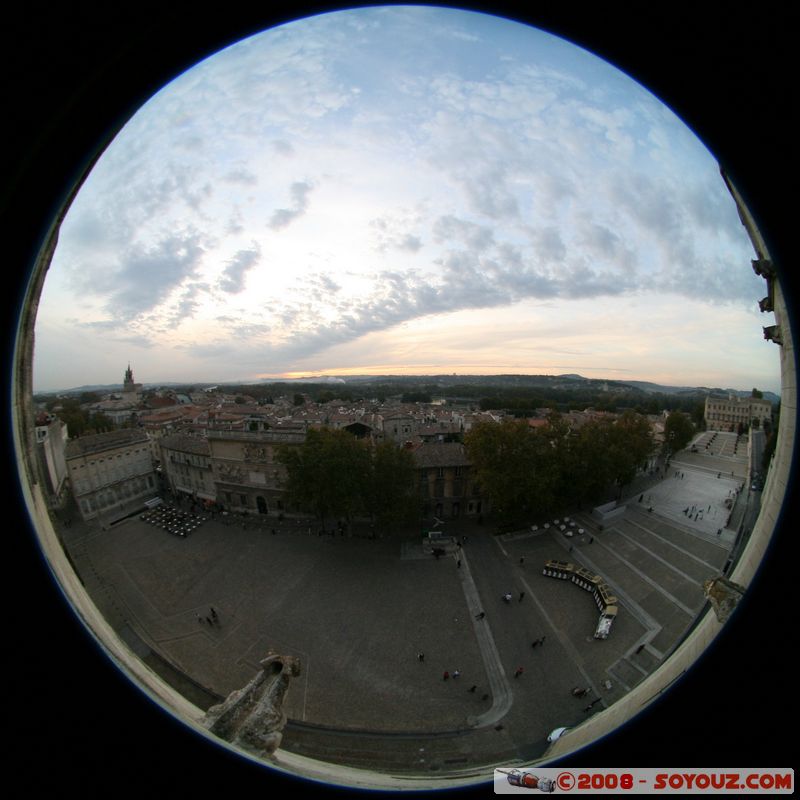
168,380,715,421
55,378,770,428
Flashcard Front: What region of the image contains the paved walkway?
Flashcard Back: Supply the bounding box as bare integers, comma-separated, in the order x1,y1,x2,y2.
53,439,742,773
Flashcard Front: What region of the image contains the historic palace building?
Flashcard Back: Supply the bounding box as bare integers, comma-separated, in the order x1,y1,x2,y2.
66,428,157,522
704,394,772,431
158,433,215,503
413,441,486,520
206,428,306,515
34,411,69,509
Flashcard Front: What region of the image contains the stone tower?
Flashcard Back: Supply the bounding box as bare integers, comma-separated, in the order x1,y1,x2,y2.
122,363,142,400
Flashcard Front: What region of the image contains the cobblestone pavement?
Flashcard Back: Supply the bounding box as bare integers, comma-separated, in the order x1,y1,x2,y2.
55,441,741,773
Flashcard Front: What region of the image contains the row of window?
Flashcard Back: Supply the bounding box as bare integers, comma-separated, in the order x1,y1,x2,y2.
707,403,770,414
168,452,209,467
79,475,154,514
419,466,464,478
70,447,149,470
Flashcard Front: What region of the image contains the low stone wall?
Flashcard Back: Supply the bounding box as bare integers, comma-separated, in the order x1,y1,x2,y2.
591,501,626,524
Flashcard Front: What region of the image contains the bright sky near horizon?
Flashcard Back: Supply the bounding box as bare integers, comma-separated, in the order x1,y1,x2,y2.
32,6,781,394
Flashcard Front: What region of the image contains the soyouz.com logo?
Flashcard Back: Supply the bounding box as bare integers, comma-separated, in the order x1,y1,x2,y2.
493,768,794,793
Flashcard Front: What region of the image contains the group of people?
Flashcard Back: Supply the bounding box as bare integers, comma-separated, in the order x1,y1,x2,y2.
197,606,219,626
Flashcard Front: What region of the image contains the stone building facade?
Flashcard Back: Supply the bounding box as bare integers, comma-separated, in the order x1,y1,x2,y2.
66,428,157,522
704,395,772,431
34,412,69,508
207,429,305,515
158,433,215,502
413,442,487,519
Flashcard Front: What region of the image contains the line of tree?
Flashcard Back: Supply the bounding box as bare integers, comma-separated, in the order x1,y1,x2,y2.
276,428,418,533
48,397,116,437
662,411,695,455
464,411,656,526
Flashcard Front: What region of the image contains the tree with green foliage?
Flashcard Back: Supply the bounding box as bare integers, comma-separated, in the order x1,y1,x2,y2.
559,420,615,507
663,411,694,455
362,442,417,532
751,388,763,398
87,412,115,434
79,390,102,405
54,397,93,437
277,427,369,528
402,391,432,403
464,419,559,524
603,412,654,491
293,393,305,406
690,402,706,430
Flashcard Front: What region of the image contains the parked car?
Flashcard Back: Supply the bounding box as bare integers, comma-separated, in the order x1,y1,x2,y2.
547,726,570,743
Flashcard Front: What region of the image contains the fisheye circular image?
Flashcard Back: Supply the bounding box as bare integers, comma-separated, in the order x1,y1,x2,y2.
10,4,795,793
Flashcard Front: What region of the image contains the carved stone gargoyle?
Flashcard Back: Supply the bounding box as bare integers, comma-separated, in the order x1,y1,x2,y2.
202,653,301,757
703,576,747,624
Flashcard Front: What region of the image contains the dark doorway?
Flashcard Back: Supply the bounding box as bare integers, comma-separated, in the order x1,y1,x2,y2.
257,496,268,514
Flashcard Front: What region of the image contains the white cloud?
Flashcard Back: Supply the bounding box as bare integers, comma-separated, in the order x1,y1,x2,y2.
218,245,262,293
32,6,775,392
268,181,314,229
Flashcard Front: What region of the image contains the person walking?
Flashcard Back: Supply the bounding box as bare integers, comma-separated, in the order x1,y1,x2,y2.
518,591,525,602
514,666,524,678
475,611,486,620
453,669,461,679
418,651,425,662
468,685,477,693
443,671,450,681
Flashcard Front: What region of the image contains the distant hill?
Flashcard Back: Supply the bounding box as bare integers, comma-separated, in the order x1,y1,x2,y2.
617,379,779,404
34,382,196,396
35,373,779,404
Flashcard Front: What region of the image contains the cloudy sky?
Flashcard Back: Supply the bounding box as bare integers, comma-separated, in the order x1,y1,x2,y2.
33,6,780,393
